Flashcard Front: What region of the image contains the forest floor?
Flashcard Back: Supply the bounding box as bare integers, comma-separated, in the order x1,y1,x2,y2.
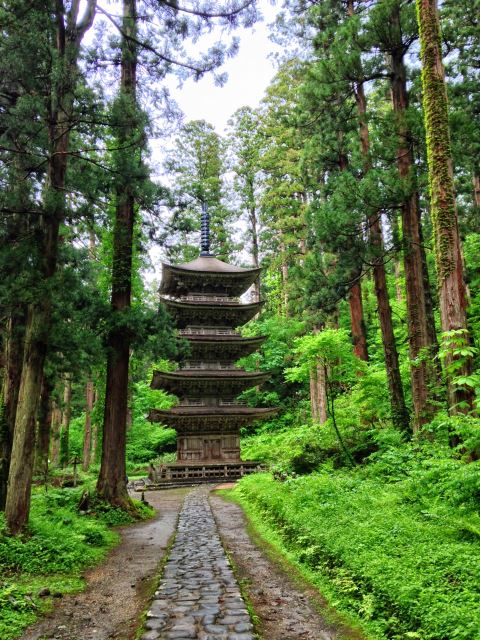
18,485,360,640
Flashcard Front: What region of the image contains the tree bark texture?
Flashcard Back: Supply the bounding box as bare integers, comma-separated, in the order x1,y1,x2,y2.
82,380,94,471
5,1,97,534
97,0,138,506
389,8,438,429
0,312,26,510
353,74,409,430
316,363,328,424
473,174,480,209
5,308,48,532
34,376,53,478
349,281,369,361
416,0,474,412
60,376,72,467
50,401,62,466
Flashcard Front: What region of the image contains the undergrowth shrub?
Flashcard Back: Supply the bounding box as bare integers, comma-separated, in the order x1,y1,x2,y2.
234,453,480,640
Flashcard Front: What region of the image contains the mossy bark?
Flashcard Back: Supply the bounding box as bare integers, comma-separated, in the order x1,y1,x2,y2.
416,0,474,412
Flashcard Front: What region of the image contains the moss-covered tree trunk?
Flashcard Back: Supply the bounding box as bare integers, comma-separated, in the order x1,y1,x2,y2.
389,5,438,429
96,0,139,507
416,0,474,412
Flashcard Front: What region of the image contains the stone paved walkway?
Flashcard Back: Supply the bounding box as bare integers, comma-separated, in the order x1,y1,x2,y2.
141,487,255,640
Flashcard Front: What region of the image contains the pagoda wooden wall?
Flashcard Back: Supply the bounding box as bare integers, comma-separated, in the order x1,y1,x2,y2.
177,434,240,462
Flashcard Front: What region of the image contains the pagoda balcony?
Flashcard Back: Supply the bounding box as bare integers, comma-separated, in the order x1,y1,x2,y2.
180,361,238,370
178,332,266,360
179,328,239,336
178,294,240,303
177,398,248,407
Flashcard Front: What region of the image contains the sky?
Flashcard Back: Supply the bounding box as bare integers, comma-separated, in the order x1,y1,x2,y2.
165,0,282,135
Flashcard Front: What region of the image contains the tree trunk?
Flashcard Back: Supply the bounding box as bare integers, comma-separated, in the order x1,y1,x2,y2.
5,307,48,533
5,2,96,533
349,281,369,361
473,174,480,209
353,72,409,430
97,0,138,507
316,363,328,424
389,8,437,429
60,376,72,467
50,400,62,466
34,376,53,478
310,367,319,422
416,0,474,412
82,380,94,471
249,202,261,301
0,311,26,510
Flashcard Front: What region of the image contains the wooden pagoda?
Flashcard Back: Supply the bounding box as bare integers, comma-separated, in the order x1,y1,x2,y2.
148,207,276,483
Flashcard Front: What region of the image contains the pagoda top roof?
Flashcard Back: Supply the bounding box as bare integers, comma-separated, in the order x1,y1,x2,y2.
160,255,261,297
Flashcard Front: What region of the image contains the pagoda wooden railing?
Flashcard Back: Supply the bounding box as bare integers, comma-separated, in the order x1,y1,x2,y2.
178,398,247,407
179,328,239,336
181,361,238,370
179,295,240,303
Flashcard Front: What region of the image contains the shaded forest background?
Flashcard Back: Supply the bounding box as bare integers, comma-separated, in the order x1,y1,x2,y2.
1,0,480,638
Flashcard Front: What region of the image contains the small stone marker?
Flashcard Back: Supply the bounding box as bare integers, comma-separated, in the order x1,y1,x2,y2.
142,487,254,640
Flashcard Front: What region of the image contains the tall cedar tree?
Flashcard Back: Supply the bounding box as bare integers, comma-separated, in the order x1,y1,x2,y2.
416,0,474,411
5,1,96,534
346,0,409,428
377,0,438,429
96,0,140,507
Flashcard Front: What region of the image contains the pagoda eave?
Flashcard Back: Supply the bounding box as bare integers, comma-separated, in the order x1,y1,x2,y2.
160,258,261,297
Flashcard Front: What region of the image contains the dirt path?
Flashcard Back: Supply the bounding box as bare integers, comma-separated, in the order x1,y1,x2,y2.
20,488,189,640
210,492,364,640
20,485,363,640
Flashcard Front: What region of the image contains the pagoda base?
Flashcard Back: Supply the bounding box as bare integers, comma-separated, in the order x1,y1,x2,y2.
145,460,266,487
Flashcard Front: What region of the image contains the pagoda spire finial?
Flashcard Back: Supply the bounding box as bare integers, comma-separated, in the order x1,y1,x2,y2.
200,201,212,256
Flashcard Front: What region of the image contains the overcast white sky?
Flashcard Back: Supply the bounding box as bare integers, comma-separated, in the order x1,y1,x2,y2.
165,0,281,134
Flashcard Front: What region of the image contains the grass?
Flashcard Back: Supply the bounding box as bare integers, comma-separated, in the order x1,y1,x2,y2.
0,485,154,640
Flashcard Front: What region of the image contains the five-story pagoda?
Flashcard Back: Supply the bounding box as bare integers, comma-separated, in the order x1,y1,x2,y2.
149,206,276,483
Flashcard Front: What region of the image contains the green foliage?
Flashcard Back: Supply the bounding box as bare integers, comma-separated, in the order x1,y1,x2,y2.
0,485,120,639
234,452,480,640
127,380,177,463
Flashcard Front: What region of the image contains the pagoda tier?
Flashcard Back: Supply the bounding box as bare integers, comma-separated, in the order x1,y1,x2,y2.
161,296,264,328
148,406,277,433
151,369,269,396
160,256,261,297
179,331,266,360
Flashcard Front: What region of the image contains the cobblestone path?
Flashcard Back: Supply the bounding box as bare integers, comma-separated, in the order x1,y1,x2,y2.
141,487,255,640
